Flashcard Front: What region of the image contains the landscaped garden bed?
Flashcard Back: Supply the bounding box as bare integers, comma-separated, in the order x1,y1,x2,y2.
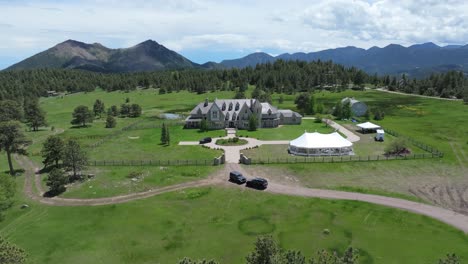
215,137,248,146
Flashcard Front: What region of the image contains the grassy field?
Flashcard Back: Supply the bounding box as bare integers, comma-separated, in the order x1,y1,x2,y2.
40,88,234,127
86,125,223,161
244,89,468,209
1,186,467,264
272,90,468,166
238,119,333,140
1,88,468,263
60,165,221,198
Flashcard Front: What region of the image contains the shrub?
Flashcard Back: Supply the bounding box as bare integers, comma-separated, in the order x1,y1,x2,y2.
385,138,409,155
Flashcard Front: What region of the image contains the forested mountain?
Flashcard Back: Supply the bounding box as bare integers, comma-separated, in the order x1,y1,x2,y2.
0,60,466,104
6,40,468,78
6,40,199,72
219,43,468,78
0,60,366,101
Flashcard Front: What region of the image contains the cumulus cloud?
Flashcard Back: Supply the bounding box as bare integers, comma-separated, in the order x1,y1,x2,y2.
0,0,467,66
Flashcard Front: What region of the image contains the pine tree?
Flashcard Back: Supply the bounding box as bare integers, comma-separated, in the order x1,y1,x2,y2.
165,126,170,145
0,236,26,264
309,95,316,115
63,140,88,180
161,123,167,145
71,105,93,127
46,168,68,196
41,135,64,167
0,121,31,175
93,99,105,118
105,116,116,128
332,101,343,119
24,100,47,131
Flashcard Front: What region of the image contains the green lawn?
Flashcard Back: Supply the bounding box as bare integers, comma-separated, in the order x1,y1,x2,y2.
40,89,235,128
87,126,223,161
1,186,467,264
60,165,221,198
238,119,334,140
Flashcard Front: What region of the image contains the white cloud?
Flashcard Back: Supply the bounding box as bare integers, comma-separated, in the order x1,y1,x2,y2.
0,0,467,65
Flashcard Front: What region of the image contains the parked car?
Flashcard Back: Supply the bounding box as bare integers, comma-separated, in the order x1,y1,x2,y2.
229,171,246,184
246,177,268,190
199,137,212,144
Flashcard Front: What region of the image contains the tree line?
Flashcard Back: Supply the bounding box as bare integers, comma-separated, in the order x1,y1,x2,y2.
178,235,461,264
1,61,467,104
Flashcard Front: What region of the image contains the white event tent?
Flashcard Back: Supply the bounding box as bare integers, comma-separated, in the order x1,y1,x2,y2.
356,122,381,133
288,132,354,156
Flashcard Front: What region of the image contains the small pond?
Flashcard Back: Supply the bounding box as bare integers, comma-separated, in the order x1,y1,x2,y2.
162,113,182,119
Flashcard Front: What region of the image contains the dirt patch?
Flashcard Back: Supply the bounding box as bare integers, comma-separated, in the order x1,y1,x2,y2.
409,183,468,215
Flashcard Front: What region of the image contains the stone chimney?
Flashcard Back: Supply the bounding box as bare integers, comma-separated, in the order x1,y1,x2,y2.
204,98,209,107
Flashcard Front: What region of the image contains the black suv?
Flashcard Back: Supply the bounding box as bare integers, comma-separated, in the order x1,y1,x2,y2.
199,137,212,144
246,178,268,190
229,171,246,184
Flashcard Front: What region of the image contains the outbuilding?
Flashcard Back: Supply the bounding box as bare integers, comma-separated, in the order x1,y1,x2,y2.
356,122,381,133
341,97,368,117
288,132,354,156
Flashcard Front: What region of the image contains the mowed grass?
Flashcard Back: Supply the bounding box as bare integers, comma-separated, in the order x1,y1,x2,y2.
238,119,333,140
273,90,468,166
1,186,467,264
60,165,221,198
40,88,235,128
248,89,468,201
87,126,223,161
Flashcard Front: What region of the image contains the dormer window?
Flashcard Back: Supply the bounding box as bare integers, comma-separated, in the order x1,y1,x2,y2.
232,112,237,121
225,112,230,120
228,102,233,111
222,102,226,111
235,102,240,111
268,109,272,115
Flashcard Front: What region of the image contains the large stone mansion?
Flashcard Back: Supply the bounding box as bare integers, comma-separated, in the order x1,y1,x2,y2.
185,98,302,129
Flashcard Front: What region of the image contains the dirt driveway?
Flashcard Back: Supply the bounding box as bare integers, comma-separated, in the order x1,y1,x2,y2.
16,154,468,233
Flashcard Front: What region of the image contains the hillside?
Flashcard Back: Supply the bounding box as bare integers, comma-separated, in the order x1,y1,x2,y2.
6,39,199,73
219,42,468,77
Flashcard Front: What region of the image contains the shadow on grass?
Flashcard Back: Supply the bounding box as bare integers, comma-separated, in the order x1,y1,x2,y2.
43,188,66,198
69,125,92,129
3,169,25,176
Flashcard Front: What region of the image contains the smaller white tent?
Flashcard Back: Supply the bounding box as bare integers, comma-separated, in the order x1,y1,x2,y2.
289,132,354,156
357,122,381,132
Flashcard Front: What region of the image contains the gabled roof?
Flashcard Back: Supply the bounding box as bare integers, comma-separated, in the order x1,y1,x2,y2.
290,132,353,148
190,102,213,115
341,97,362,106
278,109,302,118
261,103,278,115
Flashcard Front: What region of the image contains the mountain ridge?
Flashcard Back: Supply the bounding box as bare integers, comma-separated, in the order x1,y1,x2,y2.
6,40,468,77
217,42,468,77
7,39,199,72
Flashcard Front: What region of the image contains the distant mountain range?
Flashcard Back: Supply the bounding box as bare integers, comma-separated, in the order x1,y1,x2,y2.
6,39,199,73
6,40,468,77
219,42,468,77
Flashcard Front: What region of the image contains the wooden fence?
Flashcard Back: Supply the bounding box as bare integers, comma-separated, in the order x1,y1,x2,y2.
384,129,443,157
123,121,185,131
248,152,440,165
88,159,217,166
246,128,443,165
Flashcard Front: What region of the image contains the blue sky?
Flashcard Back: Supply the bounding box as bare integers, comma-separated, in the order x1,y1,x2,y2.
0,0,467,69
